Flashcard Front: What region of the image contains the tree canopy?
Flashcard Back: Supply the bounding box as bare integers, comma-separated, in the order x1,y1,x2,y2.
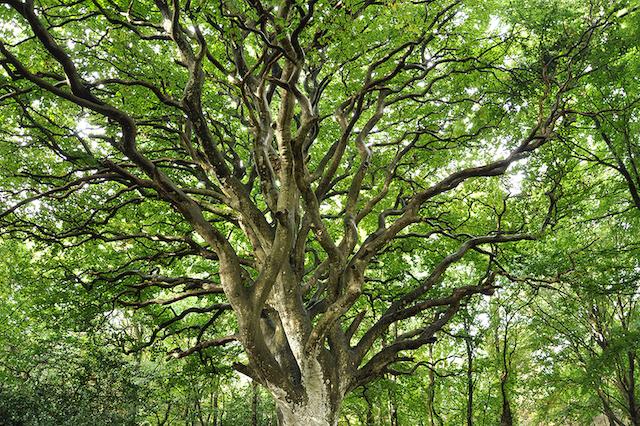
0,0,639,425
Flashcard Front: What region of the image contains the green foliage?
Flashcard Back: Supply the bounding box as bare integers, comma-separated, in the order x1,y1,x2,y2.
0,0,638,424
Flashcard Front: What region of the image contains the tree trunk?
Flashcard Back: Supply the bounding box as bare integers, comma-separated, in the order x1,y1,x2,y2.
252,380,259,426
210,391,217,426
275,398,340,426
425,346,443,426
366,404,374,426
363,387,375,426
627,352,639,426
464,332,475,426
268,359,343,426
388,391,398,426
499,376,513,426
467,340,473,426
597,387,624,426
495,305,513,426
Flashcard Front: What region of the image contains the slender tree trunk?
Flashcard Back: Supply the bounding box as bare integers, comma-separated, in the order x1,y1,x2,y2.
627,352,639,426
158,402,171,426
498,349,512,425
205,393,212,425
388,391,398,426
212,392,218,426
463,311,475,426
465,337,474,426
597,387,624,426
218,393,225,426
195,387,206,426
425,345,442,426
363,387,375,426
495,306,513,426
366,404,374,426
498,344,513,426
252,380,259,426
499,375,513,426
426,371,437,426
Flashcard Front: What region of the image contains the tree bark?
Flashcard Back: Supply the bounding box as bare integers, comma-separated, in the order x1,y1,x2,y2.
212,391,218,426
270,359,343,426
465,338,474,426
597,387,624,426
388,390,398,426
463,312,475,426
275,396,341,426
363,387,375,426
252,380,259,426
426,345,442,426
495,304,513,426
499,376,513,426
627,352,639,426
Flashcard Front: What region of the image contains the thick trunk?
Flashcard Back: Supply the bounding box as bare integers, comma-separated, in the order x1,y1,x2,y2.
276,406,339,426
275,397,340,426
267,356,343,426
256,277,348,426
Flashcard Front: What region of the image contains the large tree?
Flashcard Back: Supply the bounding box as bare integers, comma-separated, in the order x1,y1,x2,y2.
0,0,635,423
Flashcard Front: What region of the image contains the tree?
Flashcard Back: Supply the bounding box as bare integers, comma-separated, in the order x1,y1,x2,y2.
522,214,640,425
0,0,635,423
